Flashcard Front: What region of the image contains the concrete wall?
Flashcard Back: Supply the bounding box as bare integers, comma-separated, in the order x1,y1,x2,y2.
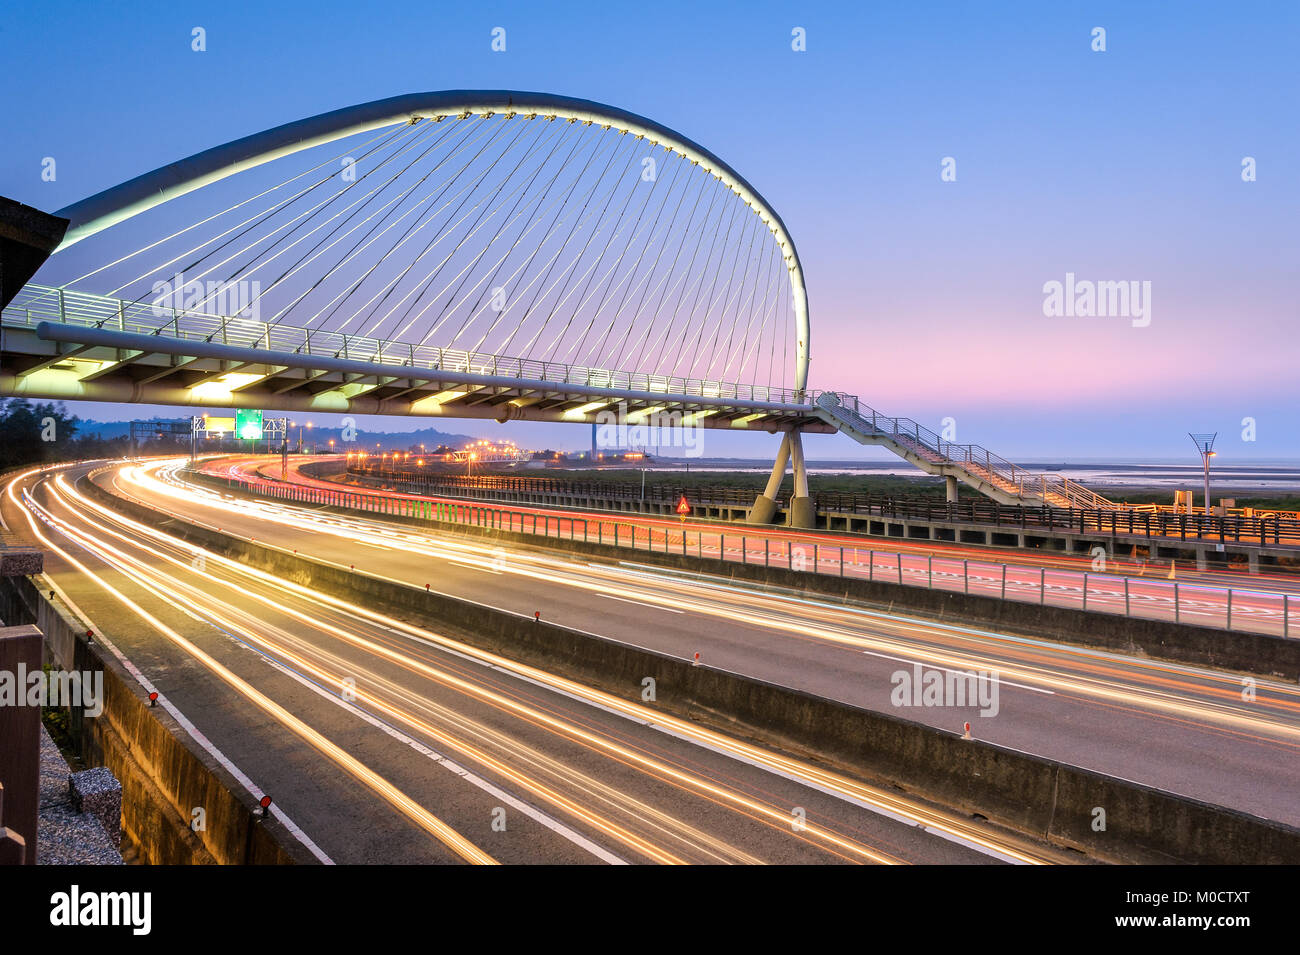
1,575,307,865
91,477,1300,864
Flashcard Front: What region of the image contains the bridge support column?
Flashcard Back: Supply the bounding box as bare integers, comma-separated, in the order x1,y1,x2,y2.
747,433,791,525
945,475,958,503
788,431,815,529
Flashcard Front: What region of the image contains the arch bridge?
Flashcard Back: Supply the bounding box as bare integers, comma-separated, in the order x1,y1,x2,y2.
0,90,1110,522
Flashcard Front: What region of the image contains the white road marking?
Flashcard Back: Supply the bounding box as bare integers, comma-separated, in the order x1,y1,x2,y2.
597,593,684,614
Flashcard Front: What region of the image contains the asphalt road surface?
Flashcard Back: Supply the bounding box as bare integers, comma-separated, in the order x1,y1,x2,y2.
4,460,1080,865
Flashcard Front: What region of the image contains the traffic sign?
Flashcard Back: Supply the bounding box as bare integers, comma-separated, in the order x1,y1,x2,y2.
235,408,264,440
676,494,691,520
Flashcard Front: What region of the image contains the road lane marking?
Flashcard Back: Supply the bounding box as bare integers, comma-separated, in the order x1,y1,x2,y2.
597,593,684,614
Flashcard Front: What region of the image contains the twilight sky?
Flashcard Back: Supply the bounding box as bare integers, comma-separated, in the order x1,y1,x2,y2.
3,0,1296,462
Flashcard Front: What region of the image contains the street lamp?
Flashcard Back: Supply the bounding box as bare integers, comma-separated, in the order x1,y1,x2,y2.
1188,432,1218,517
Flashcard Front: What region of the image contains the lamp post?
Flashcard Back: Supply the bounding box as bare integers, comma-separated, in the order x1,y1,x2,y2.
1188,432,1218,517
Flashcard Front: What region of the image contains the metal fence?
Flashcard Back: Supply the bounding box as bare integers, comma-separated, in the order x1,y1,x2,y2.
205,470,1298,640
348,464,771,507
347,463,1300,550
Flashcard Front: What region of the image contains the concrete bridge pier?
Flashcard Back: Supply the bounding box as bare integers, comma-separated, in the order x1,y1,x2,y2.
747,433,791,525
787,431,815,528
746,430,815,528
945,475,958,502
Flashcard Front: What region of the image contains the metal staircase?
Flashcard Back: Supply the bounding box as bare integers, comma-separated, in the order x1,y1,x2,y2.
814,392,1114,509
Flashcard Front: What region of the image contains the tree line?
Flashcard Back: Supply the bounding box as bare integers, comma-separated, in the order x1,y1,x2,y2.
0,398,187,469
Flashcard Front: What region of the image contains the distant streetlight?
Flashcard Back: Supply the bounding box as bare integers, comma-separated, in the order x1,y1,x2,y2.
1188,432,1218,517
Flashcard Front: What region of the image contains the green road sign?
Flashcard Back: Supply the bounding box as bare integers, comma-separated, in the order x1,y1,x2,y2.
235,408,264,440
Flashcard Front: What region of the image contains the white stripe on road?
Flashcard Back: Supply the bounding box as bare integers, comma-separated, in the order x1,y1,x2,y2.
37,570,336,865
597,593,684,613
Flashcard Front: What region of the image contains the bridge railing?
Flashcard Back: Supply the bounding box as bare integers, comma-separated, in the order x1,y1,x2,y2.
3,283,817,407
815,392,1114,508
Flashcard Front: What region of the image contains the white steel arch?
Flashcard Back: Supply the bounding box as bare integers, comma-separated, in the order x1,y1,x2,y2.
53,90,811,390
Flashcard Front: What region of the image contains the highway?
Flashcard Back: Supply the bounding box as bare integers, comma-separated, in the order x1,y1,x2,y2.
227,455,1300,638
48,456,1300,832
3,460,1070,865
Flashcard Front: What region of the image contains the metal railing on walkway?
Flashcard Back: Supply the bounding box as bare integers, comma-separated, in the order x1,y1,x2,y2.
2,283,815,406
815,392,1113,509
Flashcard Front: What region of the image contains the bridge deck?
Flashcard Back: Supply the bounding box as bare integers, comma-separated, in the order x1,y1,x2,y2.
2,283,1114,507
0,284,828,433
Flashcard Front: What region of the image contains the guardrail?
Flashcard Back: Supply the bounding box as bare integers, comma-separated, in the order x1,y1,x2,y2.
344,464,1300,550
812,493,1300,548
347,464,778,507
199,468,1298,640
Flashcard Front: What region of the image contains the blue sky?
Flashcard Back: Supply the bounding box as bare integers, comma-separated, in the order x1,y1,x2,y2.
3,0,1297,462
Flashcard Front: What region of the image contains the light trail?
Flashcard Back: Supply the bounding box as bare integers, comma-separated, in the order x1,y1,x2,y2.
235,454,1300,594
69,459,1061,863
202,453,1300,640
8,470,498,865
15,462,1003,864
37,477,754,864
127,459,1300,745
41,468,912,864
